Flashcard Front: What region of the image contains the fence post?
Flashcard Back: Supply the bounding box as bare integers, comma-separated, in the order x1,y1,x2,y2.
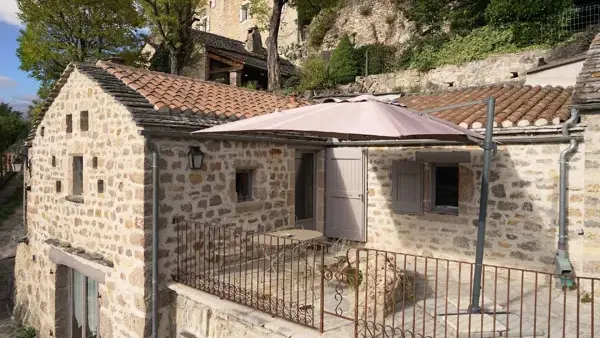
354,249,360,338
320,248,325,333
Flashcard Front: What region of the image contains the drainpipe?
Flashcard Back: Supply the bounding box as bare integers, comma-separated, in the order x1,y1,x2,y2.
556,109,579,286
151,145,159,338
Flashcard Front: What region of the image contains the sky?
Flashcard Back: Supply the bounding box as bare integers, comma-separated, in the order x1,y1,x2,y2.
0,0,39,113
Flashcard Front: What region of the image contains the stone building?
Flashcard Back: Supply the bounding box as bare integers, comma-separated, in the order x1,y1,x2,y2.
143,28,296,89
13,34,600,337
198,0,301,49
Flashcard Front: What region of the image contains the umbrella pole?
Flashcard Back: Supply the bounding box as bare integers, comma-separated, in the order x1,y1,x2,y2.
470,97,496,313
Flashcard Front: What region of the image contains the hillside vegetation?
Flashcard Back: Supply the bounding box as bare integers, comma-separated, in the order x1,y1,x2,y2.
296,0,597,90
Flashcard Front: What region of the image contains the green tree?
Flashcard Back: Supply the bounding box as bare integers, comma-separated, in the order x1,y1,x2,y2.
0,103,29,153
486,0,572,26
140,0,203,75
17,0,144,96
328,34,358,85
299,56,331,91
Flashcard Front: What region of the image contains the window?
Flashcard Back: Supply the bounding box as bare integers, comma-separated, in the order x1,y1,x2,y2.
41,126,45,137
66,114,73,133
80,111,89,132
209,0,216,8
97,180,104,193
235,170,253,202
92,157,98,169
431,164,459,214
72,156,84,196
239,5,250,22
69,269,100,338
199,16,209,31
52,156,56,167
56,181,62,193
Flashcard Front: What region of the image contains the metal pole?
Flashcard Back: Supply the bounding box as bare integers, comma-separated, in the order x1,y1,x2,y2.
470,97,495,313
152,149,159,338
365,48,369,77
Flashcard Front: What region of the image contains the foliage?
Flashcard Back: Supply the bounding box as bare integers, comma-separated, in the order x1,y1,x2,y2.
249,0,271,31
149,45,172,73
13,322,35,338
486,0,573,26
17,0,144,93
396,26,532,70
345,267,364,289
243,81,259,90
0,103,29,154
400,0,490,36
283,75,301,89
140,0,203,74
581,291,592,303
299,57,331,91
328,34,359,84
308,8,338,48
355,44,397,76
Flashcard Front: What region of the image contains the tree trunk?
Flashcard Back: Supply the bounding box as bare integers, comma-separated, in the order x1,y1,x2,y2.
169,47,178,75
267,0,286,91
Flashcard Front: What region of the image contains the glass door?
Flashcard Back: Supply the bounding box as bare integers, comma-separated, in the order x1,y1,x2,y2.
69,269,100,338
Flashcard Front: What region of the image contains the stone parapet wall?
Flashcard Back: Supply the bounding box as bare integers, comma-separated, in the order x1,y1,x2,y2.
14,69,150,337
365,140,600,275
356,50,547,93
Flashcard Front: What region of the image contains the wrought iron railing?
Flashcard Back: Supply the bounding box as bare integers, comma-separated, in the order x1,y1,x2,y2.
174,220,329,330
175,224,600,337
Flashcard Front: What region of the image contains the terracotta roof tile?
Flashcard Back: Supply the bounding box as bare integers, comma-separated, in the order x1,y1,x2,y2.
397,84,573,129
96,60,304,120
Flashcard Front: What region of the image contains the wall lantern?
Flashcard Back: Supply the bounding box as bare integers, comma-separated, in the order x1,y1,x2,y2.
188,146,205,170
12,156,23,172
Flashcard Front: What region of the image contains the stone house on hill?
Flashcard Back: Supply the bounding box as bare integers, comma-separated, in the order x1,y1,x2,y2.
13,35,600,337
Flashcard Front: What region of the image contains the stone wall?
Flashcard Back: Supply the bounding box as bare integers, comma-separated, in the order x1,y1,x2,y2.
580,112,600,276
321,0,413,50
202,0,300,49
14,69,150,338
356,50,548,93
151,137,299,336
365,140,595,274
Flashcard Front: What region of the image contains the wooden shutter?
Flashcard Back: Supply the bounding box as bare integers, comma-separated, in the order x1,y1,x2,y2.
392,161,423,214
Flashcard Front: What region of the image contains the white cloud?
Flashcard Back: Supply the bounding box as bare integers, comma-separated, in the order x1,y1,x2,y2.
0,76,17,88
6,94,38,114
0,0,20,26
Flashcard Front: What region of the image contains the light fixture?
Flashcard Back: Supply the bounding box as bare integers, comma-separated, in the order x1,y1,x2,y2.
188,146,205,170
11,156,23,172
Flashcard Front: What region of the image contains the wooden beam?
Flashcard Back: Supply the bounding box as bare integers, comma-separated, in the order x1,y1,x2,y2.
209,66,244,74
207,52,244,68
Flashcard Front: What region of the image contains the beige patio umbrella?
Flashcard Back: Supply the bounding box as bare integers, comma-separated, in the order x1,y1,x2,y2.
192,95,484,142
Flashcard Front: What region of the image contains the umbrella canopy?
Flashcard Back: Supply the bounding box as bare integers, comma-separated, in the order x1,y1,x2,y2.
193,95,484,142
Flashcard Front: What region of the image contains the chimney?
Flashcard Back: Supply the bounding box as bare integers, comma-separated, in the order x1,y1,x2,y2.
245,26,263,53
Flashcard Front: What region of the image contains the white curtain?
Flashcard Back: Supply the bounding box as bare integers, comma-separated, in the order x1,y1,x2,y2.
73,270,84,330
87,278,99,337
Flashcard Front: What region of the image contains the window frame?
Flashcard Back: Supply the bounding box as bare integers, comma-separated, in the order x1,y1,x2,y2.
240,5,249,22
430,163,459,215
235,169,254,202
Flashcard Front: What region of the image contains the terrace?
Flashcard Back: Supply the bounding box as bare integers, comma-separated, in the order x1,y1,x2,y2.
174,221,600,338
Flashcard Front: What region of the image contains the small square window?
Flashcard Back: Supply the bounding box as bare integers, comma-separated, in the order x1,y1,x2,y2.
97,180,104,193
80,111,89,132
92,157,98,169
52,156,56,167
66,114,73,133
56,181,61,193
72,156,83,196
236,170,253,202
432,164,459,214
240,5,249,22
